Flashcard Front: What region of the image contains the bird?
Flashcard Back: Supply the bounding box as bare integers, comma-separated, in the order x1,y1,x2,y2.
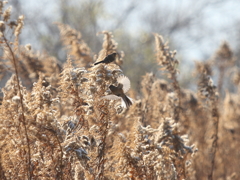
94,53,117,65
102,75,133,108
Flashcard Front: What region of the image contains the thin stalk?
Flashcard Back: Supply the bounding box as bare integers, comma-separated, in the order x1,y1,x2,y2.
3,35,32,180
208,104,219,180
172,74,182,123
217,67,225,96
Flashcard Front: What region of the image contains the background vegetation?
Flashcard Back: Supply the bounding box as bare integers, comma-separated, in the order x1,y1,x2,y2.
0,0,239,179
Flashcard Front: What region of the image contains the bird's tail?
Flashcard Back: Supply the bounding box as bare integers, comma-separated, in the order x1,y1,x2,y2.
94,61,101,65
121,95,133,108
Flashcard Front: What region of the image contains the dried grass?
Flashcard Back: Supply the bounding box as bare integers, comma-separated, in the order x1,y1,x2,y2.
0,3,239,180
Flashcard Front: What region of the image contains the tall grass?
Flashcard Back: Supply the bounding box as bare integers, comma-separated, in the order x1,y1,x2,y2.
0,3,239,180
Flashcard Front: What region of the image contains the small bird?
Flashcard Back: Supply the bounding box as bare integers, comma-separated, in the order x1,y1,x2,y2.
103,76,133,108
94,53,117,65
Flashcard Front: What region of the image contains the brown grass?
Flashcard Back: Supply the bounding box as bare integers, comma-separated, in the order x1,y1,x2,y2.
0,3,239,180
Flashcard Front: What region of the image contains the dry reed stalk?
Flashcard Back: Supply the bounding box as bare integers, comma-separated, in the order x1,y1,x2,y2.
2,34,32,179
154,33,181,122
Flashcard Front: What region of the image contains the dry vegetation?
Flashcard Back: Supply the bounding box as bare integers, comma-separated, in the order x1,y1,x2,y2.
0,2,239,180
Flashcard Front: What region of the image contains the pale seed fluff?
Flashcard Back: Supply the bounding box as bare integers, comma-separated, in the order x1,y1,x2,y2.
25,44,32,51
12,96,20,104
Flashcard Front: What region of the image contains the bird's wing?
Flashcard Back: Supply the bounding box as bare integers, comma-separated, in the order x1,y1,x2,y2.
117,76,131,93
101,95,121,100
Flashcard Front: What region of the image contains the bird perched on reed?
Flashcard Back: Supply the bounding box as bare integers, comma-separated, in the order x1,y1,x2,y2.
102,75,133,108
94,53,117,65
